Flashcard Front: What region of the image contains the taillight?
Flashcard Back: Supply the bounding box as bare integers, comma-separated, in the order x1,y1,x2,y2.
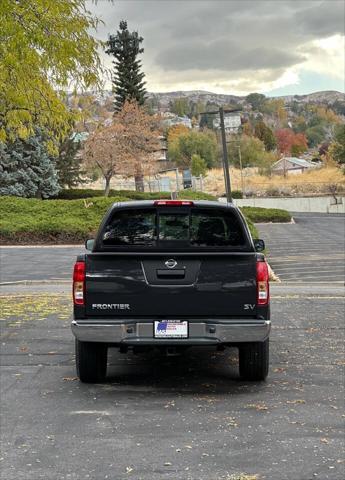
256,261,269,305
154,200,194,206
73,261,85,305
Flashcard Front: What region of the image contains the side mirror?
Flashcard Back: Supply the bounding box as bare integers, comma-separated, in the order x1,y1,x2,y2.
254,239,265,252
85,239,95,251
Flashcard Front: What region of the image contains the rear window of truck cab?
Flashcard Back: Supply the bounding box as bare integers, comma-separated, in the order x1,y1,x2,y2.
101,207,249,249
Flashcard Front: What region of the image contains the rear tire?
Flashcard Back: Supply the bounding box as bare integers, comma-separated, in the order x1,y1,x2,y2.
239,339,269,381
76,340,108,383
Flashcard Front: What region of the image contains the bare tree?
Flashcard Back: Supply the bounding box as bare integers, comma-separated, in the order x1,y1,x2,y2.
83,123,126,196
83,100,161,195
114,100,162,190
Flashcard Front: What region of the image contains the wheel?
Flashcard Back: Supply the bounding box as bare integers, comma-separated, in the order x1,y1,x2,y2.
75,340,108,383
239,339,269,381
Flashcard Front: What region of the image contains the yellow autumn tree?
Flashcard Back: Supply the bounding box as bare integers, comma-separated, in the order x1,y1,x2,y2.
167,124,190,144
0,0,102,149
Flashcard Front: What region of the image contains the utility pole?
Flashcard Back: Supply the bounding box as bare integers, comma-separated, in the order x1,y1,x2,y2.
238,145,245,196
199,107,241,203
219,107,232,202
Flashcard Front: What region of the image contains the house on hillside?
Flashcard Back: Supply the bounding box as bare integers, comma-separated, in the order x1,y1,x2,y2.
213,113,242,133
163,115,192,128
271,157,317,175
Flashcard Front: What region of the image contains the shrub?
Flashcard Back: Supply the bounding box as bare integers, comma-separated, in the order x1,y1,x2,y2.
244,217,259,239
232,190,243,199
219,190,243,199
55,188,217,201
0,196,127,243
241,206,291,223
0,196,289,244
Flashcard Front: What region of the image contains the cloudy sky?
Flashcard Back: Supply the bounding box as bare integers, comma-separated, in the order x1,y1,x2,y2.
88,0,344,96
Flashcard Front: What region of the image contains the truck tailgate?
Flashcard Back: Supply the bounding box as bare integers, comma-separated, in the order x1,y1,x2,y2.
85,253,257,318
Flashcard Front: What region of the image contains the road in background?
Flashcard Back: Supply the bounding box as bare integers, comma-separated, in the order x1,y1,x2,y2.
1,213,344,284
0,246,83,283
258,213,345,283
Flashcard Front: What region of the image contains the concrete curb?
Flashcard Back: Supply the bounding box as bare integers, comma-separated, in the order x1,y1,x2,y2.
255,217,295,225
1,245,84,249
0,280,70,286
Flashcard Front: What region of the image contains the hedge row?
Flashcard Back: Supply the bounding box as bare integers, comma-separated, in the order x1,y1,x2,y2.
219,190,243,199
0,196,290,244
55,188,217,201
241,206,292,223
0,196,126,243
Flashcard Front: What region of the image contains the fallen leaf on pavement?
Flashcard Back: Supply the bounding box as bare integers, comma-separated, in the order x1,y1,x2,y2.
246,403,268,411
226,474,258,480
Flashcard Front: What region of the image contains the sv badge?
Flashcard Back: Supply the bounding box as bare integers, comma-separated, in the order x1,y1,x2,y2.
244,304,255,310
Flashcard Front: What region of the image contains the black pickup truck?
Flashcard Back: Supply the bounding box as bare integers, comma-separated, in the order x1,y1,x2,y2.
72,200,270,383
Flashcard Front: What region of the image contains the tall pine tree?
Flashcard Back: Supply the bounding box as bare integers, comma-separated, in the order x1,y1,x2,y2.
106,21,146,111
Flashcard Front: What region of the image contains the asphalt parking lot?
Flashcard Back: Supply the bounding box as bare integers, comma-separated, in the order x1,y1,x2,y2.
258,213,345,284
1,213,343,285
1,212,344,479
0,290,344,480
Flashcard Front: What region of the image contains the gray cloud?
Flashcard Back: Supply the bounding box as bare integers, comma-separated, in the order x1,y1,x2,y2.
87,0,344,91
295,1,345,36
156,42,305,71
151,0,343,72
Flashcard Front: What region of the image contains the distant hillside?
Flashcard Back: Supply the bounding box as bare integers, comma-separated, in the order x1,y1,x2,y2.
277,91,345,104
66,89,345,124
67,89,344,109
146,90,345,110
146,90,246,110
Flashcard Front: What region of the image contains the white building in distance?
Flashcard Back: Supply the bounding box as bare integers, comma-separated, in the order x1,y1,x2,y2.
213,113,241,133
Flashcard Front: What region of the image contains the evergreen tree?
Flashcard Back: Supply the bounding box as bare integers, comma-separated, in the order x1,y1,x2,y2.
0,130,60,198
105,21,146,111
246,93,267,112
56,133,87,188
329,125,345,165
191,154,207,177
199,103,219,129
254,121,277,151
170,97,190,117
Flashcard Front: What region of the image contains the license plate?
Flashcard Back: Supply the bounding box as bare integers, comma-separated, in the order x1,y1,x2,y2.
154,320,188,338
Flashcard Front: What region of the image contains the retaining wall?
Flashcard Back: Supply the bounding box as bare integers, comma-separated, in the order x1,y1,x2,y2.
226,196,345,213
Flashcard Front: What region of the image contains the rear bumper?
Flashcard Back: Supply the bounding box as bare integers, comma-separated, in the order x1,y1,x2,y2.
71,319,271,345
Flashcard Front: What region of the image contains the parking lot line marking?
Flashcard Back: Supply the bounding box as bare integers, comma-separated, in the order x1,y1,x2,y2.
275,265,345,271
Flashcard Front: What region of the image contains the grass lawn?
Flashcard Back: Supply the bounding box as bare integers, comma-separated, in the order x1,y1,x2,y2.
0,194,291,244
